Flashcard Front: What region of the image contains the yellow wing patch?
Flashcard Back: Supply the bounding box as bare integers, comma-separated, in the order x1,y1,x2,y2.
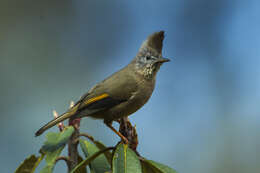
84,93,109,105
68,93,109,114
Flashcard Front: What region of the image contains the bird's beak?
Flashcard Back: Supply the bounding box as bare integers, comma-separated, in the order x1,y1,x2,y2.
156,57,170,63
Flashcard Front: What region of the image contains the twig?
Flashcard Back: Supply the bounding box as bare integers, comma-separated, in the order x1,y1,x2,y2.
53,110,64,131
77,133,95,142
68,127,79,172
119,117,139,154
55,156,71,167
67,101,80,172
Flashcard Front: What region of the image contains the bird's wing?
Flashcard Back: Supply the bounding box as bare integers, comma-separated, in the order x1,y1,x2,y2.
72,68,138,115
35,83,126,137
76,91,127,113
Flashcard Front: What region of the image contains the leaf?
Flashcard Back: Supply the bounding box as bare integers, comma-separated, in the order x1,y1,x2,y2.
40,147,64,173
93,141,112,164
74,155,87,173
142,159,177,173
15,154,44,173
41,126,75,152
71,147,114,173
141,160,157,173
79,139,111,173
79,133,112,163
40,127,74,173
112,143,142,173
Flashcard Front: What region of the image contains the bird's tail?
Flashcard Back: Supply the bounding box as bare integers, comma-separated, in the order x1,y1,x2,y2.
35,111,74,136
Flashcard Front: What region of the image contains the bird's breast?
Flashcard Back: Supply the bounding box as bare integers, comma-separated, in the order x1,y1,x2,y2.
105,78,155,121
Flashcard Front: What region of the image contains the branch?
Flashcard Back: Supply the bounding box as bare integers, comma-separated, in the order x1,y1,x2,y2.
77,133,95,142
67,126,79,172
53,110,64,131
119,117,139,154
55,156,71,167
67,101,80,172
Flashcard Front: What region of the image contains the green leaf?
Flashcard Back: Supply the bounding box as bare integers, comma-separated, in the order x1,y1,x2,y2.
79,139,111,173
141,160,157,173
79,133,112,163
74,155,87,173
40,147,64,173
142,159,177,173
39,127,74,173
93,141,112,164
112,143,142,173
15,154,44,173
71,147,114,173
41,126,74,152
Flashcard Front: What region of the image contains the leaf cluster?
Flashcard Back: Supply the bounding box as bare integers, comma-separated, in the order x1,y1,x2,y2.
15,126,176,173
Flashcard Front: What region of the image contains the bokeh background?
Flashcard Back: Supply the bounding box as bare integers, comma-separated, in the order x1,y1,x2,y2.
1,0,260,172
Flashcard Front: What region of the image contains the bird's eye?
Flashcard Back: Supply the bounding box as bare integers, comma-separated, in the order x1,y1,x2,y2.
146,56,152,60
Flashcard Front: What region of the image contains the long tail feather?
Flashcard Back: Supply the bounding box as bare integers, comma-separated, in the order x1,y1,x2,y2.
35,111,74,136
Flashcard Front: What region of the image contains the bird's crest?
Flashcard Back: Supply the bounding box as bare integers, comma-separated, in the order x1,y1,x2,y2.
139,31,165,55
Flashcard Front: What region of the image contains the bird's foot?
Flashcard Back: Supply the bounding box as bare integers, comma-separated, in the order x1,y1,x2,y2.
105,121,129,144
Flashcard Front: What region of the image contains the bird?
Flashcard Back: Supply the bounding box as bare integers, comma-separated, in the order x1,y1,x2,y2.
35,31,170,143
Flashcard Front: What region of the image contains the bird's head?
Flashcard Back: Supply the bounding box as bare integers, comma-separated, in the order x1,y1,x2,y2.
134,31,170,79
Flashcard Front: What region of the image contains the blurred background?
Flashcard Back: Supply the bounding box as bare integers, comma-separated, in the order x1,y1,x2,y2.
1,0,260,172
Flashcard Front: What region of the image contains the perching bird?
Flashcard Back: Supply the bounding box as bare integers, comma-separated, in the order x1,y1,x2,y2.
35,31,170,143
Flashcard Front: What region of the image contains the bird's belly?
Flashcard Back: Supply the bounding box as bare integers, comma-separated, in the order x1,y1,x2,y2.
105,89,153,121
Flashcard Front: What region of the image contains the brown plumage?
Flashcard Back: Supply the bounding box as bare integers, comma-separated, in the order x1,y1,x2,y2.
35,31,170,142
